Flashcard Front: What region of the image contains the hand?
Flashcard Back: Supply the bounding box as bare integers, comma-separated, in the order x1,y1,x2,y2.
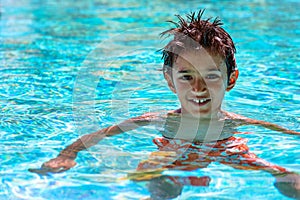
274,173,300,199
29,156,77,175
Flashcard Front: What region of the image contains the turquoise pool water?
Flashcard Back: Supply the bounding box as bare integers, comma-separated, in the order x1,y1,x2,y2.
1,0,300,199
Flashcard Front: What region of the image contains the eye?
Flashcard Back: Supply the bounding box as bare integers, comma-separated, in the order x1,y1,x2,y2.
180,75,193,81
205,74,220,80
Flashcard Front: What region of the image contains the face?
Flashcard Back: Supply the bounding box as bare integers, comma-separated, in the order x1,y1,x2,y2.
165,49,228,118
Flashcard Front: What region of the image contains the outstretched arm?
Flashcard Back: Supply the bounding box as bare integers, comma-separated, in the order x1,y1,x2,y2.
243,118,300,136
57,114,153,158
29,113,159,174
223,111,300,136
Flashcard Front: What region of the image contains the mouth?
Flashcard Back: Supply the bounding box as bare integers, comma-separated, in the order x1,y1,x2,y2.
189,98,211,106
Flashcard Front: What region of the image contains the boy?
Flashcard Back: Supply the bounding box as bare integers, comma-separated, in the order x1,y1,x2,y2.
30,10,300,199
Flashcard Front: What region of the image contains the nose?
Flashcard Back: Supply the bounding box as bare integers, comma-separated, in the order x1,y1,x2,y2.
192,76,207,93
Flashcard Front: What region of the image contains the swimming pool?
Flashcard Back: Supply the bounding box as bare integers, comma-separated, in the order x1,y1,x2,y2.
1,0,299,199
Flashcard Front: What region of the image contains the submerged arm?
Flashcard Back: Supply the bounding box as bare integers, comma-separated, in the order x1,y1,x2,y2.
224,111,300,136
59,114,154,158
29,113,159,174
243,118,300,136
58,124,126,159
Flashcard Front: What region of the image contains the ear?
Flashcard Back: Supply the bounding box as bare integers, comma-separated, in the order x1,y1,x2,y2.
226,69,239,91
164,71,177,94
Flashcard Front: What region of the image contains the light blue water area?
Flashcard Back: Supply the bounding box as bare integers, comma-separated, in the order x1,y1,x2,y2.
1,0,300,199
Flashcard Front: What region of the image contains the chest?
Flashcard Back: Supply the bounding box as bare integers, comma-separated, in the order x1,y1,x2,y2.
160,117,236,142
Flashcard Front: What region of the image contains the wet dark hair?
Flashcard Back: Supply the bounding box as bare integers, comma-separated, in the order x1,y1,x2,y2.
161,9,237,83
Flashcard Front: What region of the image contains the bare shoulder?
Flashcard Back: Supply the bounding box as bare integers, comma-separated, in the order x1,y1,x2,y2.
137,109,181,121
221,111,254,129
132,111,170,122
222,110,248,121
167,108,181,115
139,112,162,119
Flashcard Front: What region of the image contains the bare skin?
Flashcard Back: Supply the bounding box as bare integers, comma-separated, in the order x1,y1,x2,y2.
29,110,300,199
29,49,300,199
29,110,299,173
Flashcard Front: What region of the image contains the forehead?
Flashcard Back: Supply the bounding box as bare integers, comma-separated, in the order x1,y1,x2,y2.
174,49,226,72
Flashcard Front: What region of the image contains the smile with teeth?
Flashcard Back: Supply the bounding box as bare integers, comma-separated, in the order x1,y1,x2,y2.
190,98,211,104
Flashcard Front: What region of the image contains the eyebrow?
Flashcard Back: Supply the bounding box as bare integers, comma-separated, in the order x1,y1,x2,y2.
177,68,221,74
177,70,194,74
207,68,221,72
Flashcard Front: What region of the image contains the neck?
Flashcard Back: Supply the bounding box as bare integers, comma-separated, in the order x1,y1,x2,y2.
178,109,225,120
164,109,230,142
